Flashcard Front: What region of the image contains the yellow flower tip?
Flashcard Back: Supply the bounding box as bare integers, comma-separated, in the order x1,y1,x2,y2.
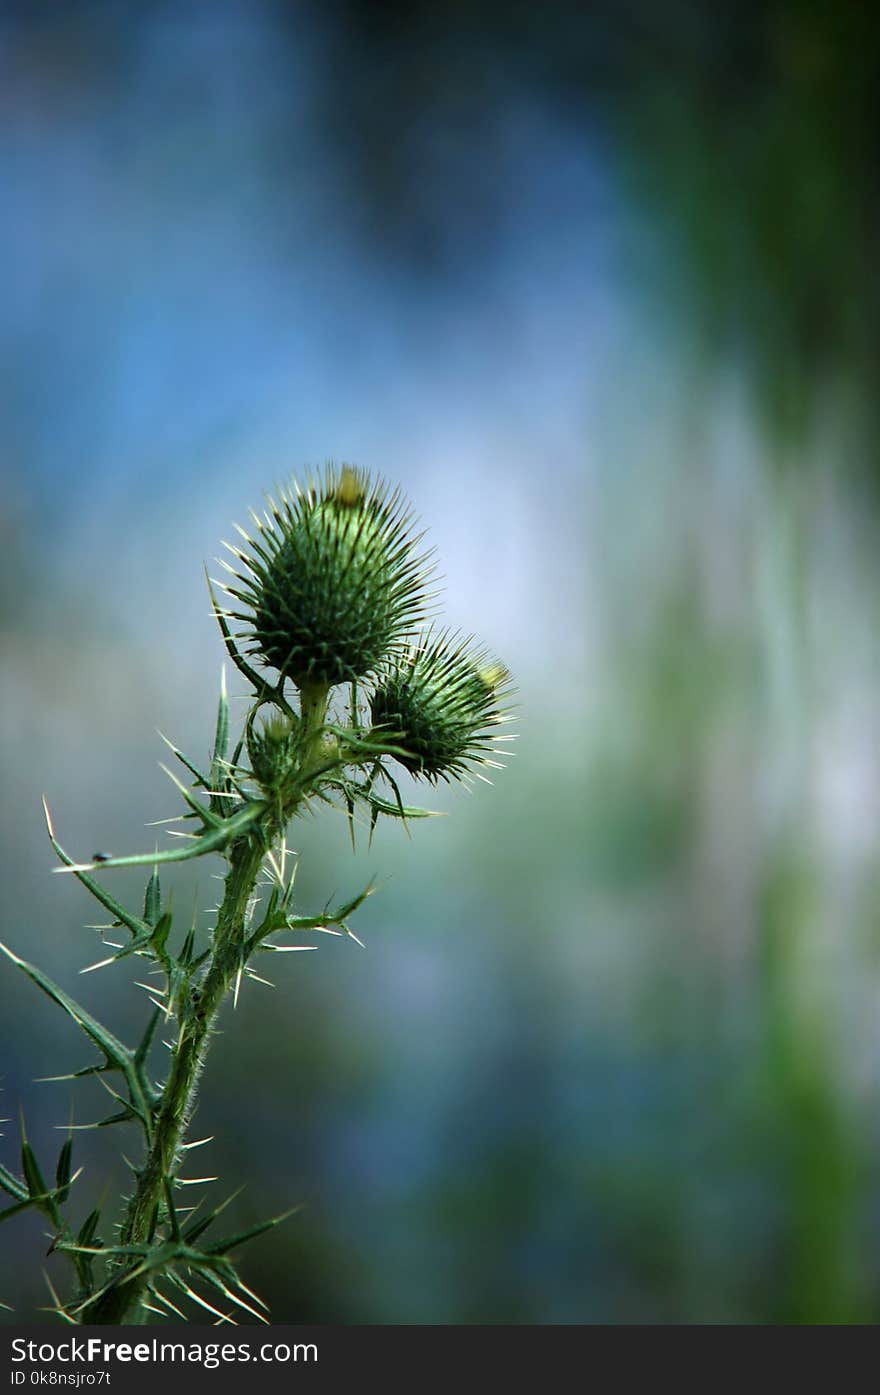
333,465,366,508
477,663,508,691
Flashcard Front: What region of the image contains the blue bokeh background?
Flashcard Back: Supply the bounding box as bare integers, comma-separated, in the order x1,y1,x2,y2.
3,1,880,1324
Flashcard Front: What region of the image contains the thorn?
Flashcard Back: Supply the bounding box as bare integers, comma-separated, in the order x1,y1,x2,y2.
42,1271,75,1325
244,971,275,988
263,944,318,953
231,1274,270,1311
80,956,119,974
152,1286,186,1320
178,1281,233,1323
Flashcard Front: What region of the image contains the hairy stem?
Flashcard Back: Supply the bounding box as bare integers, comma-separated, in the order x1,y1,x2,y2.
83,835,266,1324
84,687,329,1325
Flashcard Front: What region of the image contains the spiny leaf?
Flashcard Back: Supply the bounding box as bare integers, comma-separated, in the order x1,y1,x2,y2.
58,1242,151,1260
81,914,171,974
150,911,172,964
0,1195,43,1226
77,1208,101,1248
35,1063,115,1083
248,882,375,953
55,1138,73,1205
324,723,417,764
202,1204,301,1257
208,667,231,818
42,797,147,938
0,1162,28,1203
360,788,438,820
96,1073,150,1128
119,1241,182,1284
101,1109,139,1128
158,763,224,829
213,666,230,765
164,1176,182,1242
0,942,132,1072
0,1170,83,1228
135,1007,162,1070
324,882,376,922
207,572,295,717
156,730,212,790
21,1126,50,1207
50,799,266,875
182,1187,244,1246
144,871,162,927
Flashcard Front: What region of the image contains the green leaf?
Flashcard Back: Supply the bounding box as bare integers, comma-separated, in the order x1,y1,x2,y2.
325,883,376,922
135,1007,162,1071
35,1063,115,1083
2,1121,78,1227
21,1134,49,1205
143,871,161,926
0,942,132,1073
158,762,223,829
42,797,147,938
363,789,437,820
207,572,295,717
202,1204,301,1256
0,1196,41,1226
77,1208,101,1248
163,1176,182,1242
97,1109,137,1129
209,667,230,809
55,1139,73,1205
0,1162,28,1203
50,799,266,874
150,911,172,963
250,882,376,953
178,927,196,967
182,1187,244,1246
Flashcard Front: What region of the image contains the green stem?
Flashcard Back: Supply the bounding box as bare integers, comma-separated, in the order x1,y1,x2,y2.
82,834,267,1324
83,685,330,1325
298,682,330,767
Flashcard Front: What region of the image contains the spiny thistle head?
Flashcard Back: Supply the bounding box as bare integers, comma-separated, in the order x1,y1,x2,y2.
224,465,432,689
369,630,514,782
247,713,300,792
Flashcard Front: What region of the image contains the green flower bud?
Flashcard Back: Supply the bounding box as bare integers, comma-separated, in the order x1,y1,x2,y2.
370,631,513,782
225,465,432,689
247,714,299,792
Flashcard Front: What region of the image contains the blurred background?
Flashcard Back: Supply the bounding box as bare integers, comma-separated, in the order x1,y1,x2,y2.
2,0,880,1324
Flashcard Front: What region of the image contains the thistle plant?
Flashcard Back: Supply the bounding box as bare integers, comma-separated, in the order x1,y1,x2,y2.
0,465,513,1325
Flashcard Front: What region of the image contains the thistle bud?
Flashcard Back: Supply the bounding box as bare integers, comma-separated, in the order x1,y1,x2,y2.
247,714,299,792
370,631,513,782
226,465,432,689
